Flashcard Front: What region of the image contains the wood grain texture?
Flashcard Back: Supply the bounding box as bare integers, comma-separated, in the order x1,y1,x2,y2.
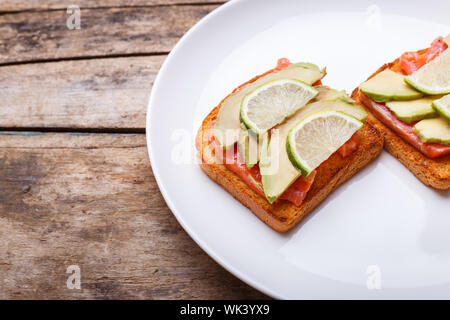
0,132,268,299
0,0,263,300
0,56,163,129
0,5,218,64
0,0,224,12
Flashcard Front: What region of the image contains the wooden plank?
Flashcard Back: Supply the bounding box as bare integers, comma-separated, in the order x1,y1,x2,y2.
0,5,219,64
0,132,267,299
0,56,163,130
0,0,224,12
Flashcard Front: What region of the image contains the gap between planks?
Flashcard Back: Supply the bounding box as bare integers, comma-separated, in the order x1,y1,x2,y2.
0,1,226,15
0,52,168,68
0,128,146,134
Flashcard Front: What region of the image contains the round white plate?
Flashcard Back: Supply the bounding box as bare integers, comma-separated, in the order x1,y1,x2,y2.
147,0,450,299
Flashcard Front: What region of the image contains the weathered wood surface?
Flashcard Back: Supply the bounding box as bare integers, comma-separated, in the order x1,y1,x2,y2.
0,4,219,64
0,0,224,12
0,0,267,300
0,133,267,299
0,56,163,130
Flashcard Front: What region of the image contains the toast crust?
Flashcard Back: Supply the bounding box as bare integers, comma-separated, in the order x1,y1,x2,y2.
196,105,383,232
352,59,450,190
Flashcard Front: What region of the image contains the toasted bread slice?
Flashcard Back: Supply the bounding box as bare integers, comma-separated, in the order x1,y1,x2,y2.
196,105,383,232
352,60,450,190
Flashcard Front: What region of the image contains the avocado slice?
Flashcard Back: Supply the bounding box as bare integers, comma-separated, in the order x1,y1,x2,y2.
214,63,326,149
313,86,367,120
260,127,300,204
414,117,450,145
385,97,438,123
237,122,259,169
359,69,423,102
313,85,349,101
260,93,366,203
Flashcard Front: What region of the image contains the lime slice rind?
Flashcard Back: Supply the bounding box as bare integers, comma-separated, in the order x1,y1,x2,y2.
432,94,450,121
286,111,363,177
286,139,311,177
404,77,450,95
240,79,318,135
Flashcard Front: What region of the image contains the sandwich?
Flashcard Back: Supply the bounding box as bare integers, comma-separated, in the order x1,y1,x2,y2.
354,35,450,190
196,58,383,232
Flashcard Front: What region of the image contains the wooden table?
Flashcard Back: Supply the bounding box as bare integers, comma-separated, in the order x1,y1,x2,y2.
0,0,268,299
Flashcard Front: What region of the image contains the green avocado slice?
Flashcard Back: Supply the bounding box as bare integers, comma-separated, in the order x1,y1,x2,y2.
414,117,450,145
213,63,326,149
237,122,259,169
359,69,423,102
385,97,438,123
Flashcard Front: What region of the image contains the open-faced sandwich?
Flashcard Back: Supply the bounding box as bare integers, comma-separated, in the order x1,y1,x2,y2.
196,59,383,232
354,35,450,190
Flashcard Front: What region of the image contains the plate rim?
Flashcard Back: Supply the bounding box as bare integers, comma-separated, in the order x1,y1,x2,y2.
146,0,450,299
146,0,281,299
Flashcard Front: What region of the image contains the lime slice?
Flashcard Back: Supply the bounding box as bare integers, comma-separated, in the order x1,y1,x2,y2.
432,94,450,121
404,48,450,95
240,79,318,135
286,111,363,176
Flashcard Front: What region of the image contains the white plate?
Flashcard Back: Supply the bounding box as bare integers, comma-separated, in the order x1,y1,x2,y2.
147,0,450,299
